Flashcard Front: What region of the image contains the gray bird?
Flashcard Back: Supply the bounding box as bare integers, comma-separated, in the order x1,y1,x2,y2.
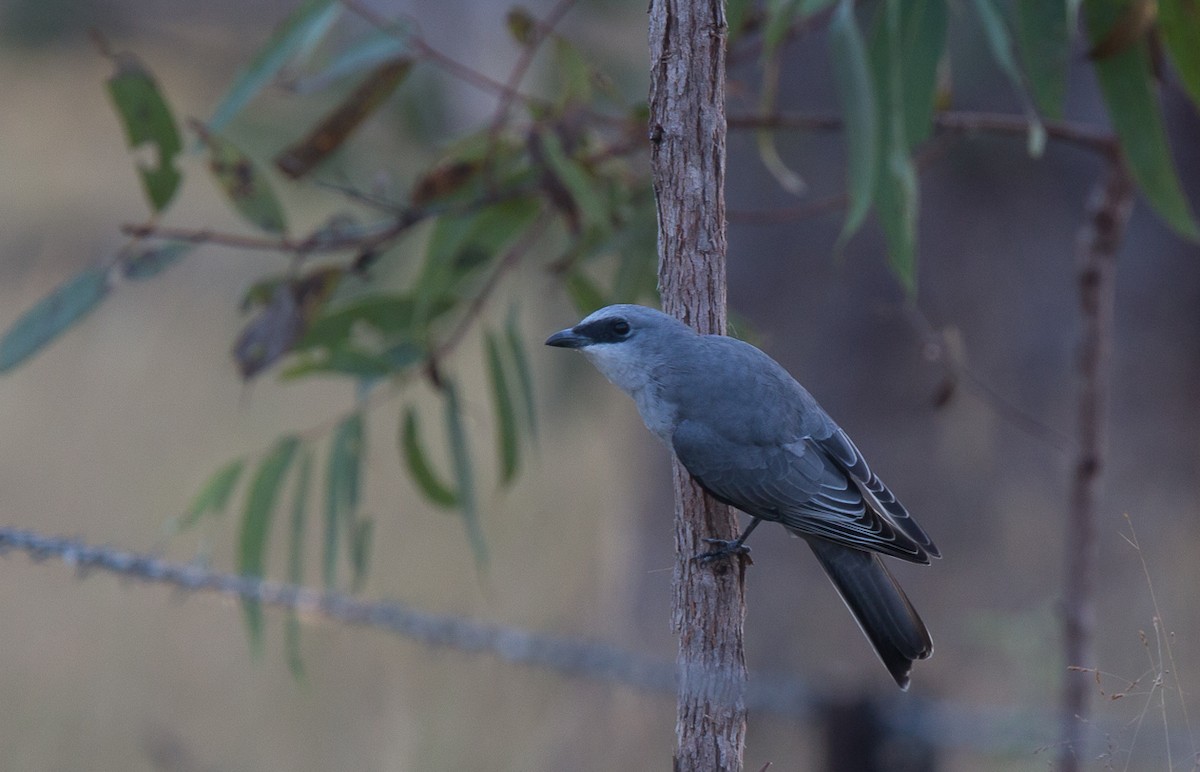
546,304,938,689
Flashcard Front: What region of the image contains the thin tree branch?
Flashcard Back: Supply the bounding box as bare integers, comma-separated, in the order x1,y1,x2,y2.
1058,158,1135,771
727,110,1118,156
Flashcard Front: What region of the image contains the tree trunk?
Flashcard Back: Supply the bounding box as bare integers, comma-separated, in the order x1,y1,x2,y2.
647,0,746,770
1059,158,1133,770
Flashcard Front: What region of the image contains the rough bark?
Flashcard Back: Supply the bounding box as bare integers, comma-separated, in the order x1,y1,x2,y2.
1059,159,1134,770
647,0,746,769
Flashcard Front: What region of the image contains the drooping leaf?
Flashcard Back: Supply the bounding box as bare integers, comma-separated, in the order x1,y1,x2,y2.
969,0,1046,155
282,346,420,380
485,331,520,486
1015,0,1070,119
121,241,195,280
897,0,948,149
176,458,246,532
504,308,538,438
285,449,312,680
415,198,541,314
1159,0,1200,110
535,131,609,232
870,0,920,292
350,517,373,593
443,380,486,568
276,57,414,179
207,0,341,133
105,52,183,213
829,0,878,252
1087,0,1157,59
284,31,411,94
237,436,301,656
323,412,363,589
0,267,110,373
233,284,304,379
400,407,458,508
192,120,288,234
1085,0,1200,239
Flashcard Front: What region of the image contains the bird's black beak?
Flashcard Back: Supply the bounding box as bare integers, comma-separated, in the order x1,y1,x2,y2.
545,327,589,349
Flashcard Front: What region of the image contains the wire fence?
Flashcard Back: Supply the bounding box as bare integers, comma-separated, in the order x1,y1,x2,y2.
5,524,1187,766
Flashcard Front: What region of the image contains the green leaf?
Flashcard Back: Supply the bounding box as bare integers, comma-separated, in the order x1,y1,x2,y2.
192,122,288,234
969,0,1046,155
233,284,304,380
400,407,458,508
871,0,920,292
485,331,520,486
443,380,486,568
1085,0,1200,240
552,37,592,105
829,0,878,252
537,132,609,231
177,458,245,532
237,436,301,656
504,309,538,439
897,0,948,149
416,198,541,313
207,0,341,133
1015,0,1070,119
285,450,312,680
285,31,410,94
281,346,420,380
0,267,110,373
121,241,195,280
105,53,183,213
1159,0,1200,110
323,412,364,589
350,517,373,593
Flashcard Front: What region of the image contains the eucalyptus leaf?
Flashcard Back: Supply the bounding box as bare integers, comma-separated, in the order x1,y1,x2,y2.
193,122,288,234
285,450,312,680
400,407,458,508
829,0,878,252
176,458,246,532
0,267,110,373
1085,0,1200,240
237,436,301,656
323,413,363,589
207,0,340,133
485,331,520,486
105,53,183,213
1015,0,1069,120
443,380,486,568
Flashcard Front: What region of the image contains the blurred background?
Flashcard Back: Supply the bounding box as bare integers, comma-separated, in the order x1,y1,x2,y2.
1,0,1199,769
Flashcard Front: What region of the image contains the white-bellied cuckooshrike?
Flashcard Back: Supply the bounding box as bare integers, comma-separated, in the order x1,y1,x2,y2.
546,303,938,689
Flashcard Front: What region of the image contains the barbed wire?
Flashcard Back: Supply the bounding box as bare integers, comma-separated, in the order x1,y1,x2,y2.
4,524,1169,760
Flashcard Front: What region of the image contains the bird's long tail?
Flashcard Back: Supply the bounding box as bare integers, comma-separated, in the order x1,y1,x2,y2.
807,538,933,690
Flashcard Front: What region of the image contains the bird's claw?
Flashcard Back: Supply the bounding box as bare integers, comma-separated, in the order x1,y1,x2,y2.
695,538,752,563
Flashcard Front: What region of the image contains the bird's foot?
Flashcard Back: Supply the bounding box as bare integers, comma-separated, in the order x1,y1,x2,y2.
695,538,752,563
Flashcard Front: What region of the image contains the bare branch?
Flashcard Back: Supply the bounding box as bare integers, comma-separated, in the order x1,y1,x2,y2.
1059,158,1135,771
726,110,1117,156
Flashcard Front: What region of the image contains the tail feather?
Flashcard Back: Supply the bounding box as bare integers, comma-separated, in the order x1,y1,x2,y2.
807,538,932,690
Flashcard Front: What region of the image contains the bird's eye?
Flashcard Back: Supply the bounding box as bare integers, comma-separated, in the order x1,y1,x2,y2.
612,319,631,336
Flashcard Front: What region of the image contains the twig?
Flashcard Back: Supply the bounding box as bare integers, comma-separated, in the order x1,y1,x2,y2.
1059,158,1135,772
486,0,579,143
726,110,1117,156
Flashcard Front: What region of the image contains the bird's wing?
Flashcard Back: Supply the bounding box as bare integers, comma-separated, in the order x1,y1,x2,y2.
672,418,934,563
816,428,940,559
